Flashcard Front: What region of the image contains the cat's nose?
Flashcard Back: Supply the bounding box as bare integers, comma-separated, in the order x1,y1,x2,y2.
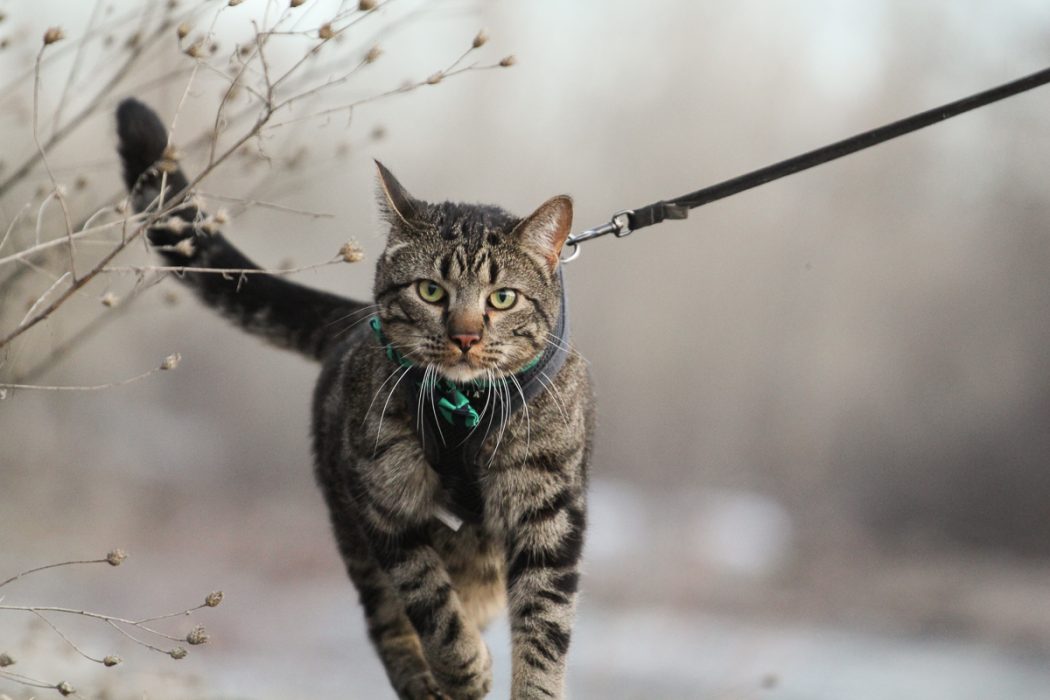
450,333,482,352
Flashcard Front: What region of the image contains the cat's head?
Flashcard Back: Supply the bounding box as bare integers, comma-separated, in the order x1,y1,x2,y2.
372,161,571,384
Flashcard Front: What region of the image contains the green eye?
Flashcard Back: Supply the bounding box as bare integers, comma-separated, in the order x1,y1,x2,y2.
488,288,517,310
417,280,447,303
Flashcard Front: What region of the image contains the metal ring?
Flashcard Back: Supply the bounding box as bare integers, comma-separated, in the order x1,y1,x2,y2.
560,240,581,263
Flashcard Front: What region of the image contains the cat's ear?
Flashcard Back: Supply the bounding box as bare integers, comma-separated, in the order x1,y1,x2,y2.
374,160,422,229
512,195,573,270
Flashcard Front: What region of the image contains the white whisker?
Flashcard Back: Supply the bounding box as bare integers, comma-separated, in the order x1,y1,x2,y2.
362,363,410,428
537,369,570,423
476,369,499,452
373,365,413,455
325,303,379,328
509,373,531,464
488,375,511,465
415,363,429,438
543,331,588,364
427,367,446,446
460,369,496,445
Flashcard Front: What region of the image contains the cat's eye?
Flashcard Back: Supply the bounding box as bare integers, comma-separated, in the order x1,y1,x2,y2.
417,280,447,304
488,288,518,310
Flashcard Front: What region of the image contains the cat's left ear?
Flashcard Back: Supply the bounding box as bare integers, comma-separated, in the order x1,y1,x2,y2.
512,195,573,270
374,160,423,230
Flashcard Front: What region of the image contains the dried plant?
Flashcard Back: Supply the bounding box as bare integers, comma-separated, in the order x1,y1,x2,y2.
0,551,223,697
0,0,513,694
0,0,513,392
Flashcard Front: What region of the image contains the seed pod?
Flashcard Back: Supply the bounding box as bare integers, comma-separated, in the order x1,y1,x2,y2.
186,625,209,646
169,647,187,660
43,27,64,45
499,55,516,67
472,29,488,49
160,353,182,371
205,590,224,607
318,23,334,40
106,549,127,566
103,655,122,667
339,241,364,263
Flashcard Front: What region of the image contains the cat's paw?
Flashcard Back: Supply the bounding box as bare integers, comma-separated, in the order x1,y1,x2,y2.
146,215,197,251
436,642,492,700
399,671,450,700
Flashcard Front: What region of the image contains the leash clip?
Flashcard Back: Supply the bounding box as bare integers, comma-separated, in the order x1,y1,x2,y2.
611,209,634,238
561,209,634,263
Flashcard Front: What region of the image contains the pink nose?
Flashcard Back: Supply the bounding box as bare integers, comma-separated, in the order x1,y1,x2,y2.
450,333,481,351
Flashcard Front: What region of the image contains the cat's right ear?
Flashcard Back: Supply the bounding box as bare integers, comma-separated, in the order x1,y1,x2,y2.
374,160,422,230
512,195,574,271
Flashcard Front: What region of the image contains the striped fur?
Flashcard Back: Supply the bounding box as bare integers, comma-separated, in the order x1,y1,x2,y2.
117,99,594,699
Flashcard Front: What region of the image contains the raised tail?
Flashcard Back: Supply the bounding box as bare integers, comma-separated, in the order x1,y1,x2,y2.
116,98,371,362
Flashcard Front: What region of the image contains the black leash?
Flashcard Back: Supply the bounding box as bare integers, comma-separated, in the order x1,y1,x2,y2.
563,65,1050,262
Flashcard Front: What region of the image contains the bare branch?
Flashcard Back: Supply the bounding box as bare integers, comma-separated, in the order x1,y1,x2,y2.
102,256,346,278
0,208,157,269
50,0,106,133
18,271,70,329
29,611,109,665
195,191,334,218
0,552,222,675
0,354,179,394
0,10,169,198
0,557,111,590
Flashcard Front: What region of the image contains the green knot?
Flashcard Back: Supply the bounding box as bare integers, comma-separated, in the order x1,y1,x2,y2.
435,381,481,429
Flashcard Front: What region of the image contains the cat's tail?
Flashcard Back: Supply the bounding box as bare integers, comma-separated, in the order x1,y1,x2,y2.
115,98,371,363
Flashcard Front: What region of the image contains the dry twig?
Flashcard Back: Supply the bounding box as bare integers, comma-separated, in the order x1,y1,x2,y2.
0,551,223,696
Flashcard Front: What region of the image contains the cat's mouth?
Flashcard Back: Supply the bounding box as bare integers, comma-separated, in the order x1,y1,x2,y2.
439,357,488,383
433,344,500,382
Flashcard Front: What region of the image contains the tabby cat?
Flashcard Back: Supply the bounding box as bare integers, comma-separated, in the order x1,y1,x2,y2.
116,99,594,700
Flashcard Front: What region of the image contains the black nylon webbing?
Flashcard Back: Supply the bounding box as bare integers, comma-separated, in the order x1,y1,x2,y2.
621,65,1050,235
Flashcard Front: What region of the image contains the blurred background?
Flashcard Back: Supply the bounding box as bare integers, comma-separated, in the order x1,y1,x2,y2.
3,1,1050,698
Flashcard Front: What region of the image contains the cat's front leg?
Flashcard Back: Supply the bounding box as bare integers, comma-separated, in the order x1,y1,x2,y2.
355,429,493,699
491,453,587,699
